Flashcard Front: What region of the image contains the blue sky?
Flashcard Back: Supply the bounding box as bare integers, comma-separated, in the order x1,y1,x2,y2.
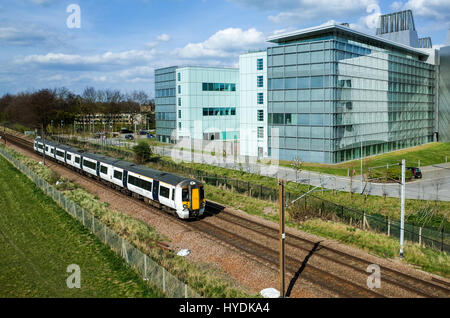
0,0,449,96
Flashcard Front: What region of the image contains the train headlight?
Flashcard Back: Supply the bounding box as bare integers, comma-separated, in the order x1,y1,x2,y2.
183,204,188,209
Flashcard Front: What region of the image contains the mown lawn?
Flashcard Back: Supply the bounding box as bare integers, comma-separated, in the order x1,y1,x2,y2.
280,142,450,176
0,155,162,298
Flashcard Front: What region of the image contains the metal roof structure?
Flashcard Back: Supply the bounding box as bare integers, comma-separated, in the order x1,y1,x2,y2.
266,23,429,58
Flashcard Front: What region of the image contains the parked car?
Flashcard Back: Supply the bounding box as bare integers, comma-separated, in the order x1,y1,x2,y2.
139,130,148,135
406,167,422,179
120,128,133,134
125,134,134,140
147,133,155,139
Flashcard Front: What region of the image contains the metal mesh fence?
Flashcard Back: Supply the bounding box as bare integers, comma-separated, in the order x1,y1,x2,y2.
0,146,201,298
53,136,450,253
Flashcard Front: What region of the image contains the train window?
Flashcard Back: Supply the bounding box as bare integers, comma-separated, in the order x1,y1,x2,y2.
100,165,108,175
160,186,170,198
141,179,152,192
45,146,48,151
51,149,54,154
128,175,152,192
128,175,137,186
83,159,96,170
75,157,80,164
182,188,189,201
172,189,174,201
56,150,64,157
114,170,123,180
66,154,71,161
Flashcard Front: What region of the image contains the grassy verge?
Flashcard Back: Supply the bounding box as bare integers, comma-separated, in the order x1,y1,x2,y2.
0,144,252,298
0,154,162,297
301,219,450,277
279,142,450,176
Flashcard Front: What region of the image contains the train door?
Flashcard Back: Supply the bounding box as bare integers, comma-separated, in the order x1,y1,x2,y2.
190,186,200,210
123,170,128,187
152,180,159,202
96,161,100,176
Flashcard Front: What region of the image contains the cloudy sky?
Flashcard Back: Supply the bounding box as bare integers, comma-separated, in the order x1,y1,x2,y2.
1,0,449,96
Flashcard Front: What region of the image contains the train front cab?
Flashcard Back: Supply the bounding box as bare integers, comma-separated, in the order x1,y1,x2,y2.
181,181,205,218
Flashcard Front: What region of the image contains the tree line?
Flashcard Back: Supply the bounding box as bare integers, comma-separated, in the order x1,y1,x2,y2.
0,87,154,130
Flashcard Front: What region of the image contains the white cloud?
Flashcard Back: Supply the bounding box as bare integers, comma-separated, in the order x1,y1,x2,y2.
16,49,157,66
0,26,54,46
157,33,171,42
175,27,265,59
231,0,379,24
349,3,382,33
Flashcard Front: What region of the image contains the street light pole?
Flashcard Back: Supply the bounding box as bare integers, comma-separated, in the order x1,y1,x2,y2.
360,138,363,192
400,159,405,257
278,180,286,298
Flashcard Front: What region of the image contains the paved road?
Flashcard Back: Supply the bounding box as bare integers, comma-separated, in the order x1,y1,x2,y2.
85,137,450,201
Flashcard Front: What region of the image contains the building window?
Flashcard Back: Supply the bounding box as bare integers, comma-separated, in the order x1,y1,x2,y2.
202,107,237,116
178,98,181,106
178,85,181,94
178,110,181,119
257,110,264,121
257,127,264,138
257,58,263,71
178,122,181,129
257,76,263,88
257,92,264,105
202,82,236,92
177,73,180,81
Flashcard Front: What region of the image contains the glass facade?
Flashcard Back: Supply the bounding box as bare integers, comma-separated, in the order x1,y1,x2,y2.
155,66,177,143
267,32,435,163
438,46,450,142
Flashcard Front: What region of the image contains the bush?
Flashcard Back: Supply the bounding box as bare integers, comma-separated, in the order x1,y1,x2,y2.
132,141,152,164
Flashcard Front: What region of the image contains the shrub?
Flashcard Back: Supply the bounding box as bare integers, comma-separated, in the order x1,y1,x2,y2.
132,141,152,164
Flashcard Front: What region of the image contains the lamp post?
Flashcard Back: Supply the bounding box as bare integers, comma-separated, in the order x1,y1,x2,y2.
278,180,285,298
400,159,405,257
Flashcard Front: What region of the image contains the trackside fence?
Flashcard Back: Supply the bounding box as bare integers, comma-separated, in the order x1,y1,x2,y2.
0,146,200,298
53,135,450,253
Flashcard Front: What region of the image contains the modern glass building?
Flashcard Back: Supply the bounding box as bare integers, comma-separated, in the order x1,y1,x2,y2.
155,66,177,143
438,34,450,142
175,66,240,143
239,51,268,159
155,10,446,164
266,23,435,163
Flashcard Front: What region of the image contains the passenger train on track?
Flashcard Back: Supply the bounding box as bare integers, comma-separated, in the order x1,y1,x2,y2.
33,137,205,219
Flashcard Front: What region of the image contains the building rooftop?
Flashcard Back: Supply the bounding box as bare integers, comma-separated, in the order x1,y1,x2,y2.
266,23,429,58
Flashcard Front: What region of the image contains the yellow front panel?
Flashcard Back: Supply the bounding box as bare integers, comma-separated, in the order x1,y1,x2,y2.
192,188,199,210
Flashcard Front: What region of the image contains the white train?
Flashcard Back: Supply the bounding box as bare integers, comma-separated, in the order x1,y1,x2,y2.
34,137,205,219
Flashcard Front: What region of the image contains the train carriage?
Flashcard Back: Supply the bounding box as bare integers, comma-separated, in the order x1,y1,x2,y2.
33,137,205,219
65,147,82,170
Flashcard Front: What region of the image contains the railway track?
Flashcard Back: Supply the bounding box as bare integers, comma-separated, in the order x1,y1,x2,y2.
2,131,450,298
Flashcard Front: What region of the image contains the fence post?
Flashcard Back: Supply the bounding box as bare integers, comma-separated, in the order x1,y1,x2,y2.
82,208,85,226
185,284,188,298
104,223,107,243
419,227,422,246
363,212,366,230
442,229,445,252
144,254,147,280
387,218,390,236
163,268,166,293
